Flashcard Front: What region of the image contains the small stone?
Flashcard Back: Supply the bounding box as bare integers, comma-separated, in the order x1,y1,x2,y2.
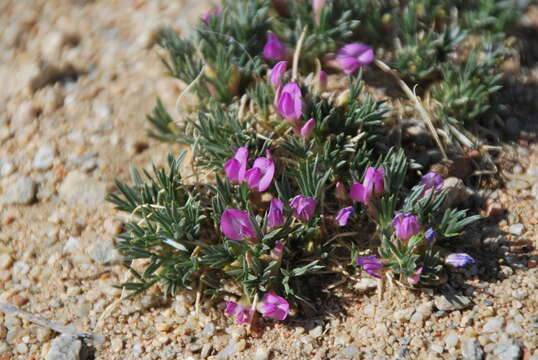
0,177,36,205
15,343,28,354
42,30,79,59
512,290,527,300
492,339,523,360
63,237,82,253
0,254,13,270
354,278,378,292
505,180,529,191
434,294,472,311
58,171,107,208
103,218,122,235
201,344,212,359
132,343,143,355
444,331,459,348
342,345,359,359
309,325,323,338
500,265,514,277
461,338,484,360
12,101,39,127
505,321,523,334
483,317,504,333
0,161,15,177
140,294,161,309
508,224,524,236
216,339,236,360
32,145,56,170
36,327,52,342
430,344,444,354
111,338,123,353
200,322,215,338
47,335,83,360
87,239,121,265
253,347,270,360
394,308,415,322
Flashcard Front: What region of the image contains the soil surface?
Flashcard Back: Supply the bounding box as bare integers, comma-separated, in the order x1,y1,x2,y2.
0,1,537,360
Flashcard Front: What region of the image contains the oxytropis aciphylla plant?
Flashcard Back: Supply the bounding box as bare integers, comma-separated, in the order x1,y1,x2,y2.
344,150,481,287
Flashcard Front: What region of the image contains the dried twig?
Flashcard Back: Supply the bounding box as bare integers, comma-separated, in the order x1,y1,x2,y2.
375,59,448,160
0,303,103,345
292,26,308,82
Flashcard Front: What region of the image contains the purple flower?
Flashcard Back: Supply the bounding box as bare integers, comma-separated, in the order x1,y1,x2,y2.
245,157,275,192
445,253,476,268
263,33,287,61
336,43,375,75
258,293,289,321
225,301,253,324
392,213,421,241
300,118,316,138
425,227,437,244
356,255,383,278
349,167,384,205
201,7,222,23
270,61,288,88
276,82,303,121
290,195,317,221
420,172,444,191
270,241,284,261
335,206,355,226
408,267,423,285
267,199,285,228
224,147,249,184
220,209,257,241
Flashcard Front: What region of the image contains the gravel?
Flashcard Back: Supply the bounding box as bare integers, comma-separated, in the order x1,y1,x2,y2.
58,171,107,208
47,335,85,360
0,176,36,205
492,339,523,360
434,294,472,311
32,144,56,170
508,223,525,236
461,338,484,360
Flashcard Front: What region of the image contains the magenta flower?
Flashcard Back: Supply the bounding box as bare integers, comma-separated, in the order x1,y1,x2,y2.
224,147,249,184
335,206,355,226
201,7,222,23
263,33,287,61
356,255,383,278
300,118,316,138
407,267,423,285
290,195,317,221
425,227,437,244
267,199,285,228
276,82,303,121
220,209,256,241
258,293,289,321
336,43,375,75
445,253,475,268
392,213,421,241
225,301,253,325
270,61,288,88
349,167,384,205
245,157,275,192
420,172,444,191
270,241,284,261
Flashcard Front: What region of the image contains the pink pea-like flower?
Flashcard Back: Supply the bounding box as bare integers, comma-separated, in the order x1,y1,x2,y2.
267,199,285,228
445,253,475,268
392,213,421,241
300,118,316,139
276,82,303,121
356,255,383,278
224,147,249,184
201,7,222,23
290,195,317,221
245,157,275,192
336,43,375,75
258,293,289,321
407,267,423,285
420,172,444,191
220,209,256,241
263,33,287,61
225,301,253,324
349,167,384,205
270,61,288,88
335,206,355,226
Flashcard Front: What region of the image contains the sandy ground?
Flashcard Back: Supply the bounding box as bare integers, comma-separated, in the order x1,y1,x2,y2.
0,1,537,359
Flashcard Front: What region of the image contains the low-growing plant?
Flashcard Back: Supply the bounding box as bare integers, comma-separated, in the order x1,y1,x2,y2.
108,0,525,324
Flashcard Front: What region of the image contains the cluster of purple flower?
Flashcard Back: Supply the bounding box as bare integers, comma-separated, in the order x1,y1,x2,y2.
225,292,290,324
